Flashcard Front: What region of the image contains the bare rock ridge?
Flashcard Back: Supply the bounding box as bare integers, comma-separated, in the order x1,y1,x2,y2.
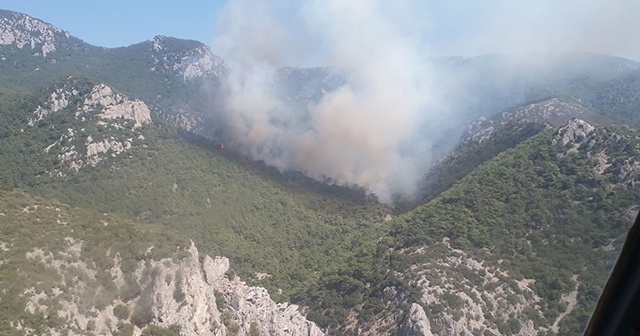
151,243,324,336
21,235,323,336
0,9,70,57
461,98,594,147
400,304,434,336
553,118,640,186
151,35,227,80
28,79,151,174
83,84,152,128
554,118,596,148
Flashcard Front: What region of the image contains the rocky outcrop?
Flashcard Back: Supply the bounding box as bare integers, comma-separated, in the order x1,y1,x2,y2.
29,87,81,126
461,98,593,148
0,10,70,57
461,117,496,145
151,243,323,336
163,108,204,132
501,98,593,127
404,243,544,336
79,84,152,128
554,118,595,148
552,118,640,187
183,52,225,80
20,238,323,336
29,80,151,174
399,304,434,336
150,35,227,80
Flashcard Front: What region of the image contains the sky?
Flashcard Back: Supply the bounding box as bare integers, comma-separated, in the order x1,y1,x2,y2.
0,0,226,47
1,0,639,61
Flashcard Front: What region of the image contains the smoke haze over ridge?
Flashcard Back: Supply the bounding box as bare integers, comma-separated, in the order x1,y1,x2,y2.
213,0,449,203
211,0,640,203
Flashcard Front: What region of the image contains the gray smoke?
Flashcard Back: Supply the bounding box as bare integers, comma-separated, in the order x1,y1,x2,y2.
424,0,640,60
213,0,448,204
211,0,640,204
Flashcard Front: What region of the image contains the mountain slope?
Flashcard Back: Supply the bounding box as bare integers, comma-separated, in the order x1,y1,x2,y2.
0,190,323,336
418,96,615,205
0,76,390,318
0,10,226,142
380,119,640,335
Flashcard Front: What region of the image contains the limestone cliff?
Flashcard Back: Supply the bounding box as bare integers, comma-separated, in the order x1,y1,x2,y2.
150,35,227,80
0,9,73,57
18,234,323,336
150,243,324,336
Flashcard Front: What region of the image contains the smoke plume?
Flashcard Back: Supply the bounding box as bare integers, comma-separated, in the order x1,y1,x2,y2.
211,0,640,204
213,0,447,203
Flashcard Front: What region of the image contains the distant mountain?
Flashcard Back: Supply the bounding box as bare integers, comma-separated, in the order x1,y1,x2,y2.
0,10,227,141
0,9,85,56
0,10,226,85
585,69,640,126
440,53,639,125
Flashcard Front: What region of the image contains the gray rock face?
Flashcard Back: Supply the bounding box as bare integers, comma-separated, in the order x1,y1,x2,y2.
19,239,323,336
80,84,152,128
0,10,70,57
203,255,230,286
617,160,640,187
555,118,595,147
29,80,151,174
150,243,324,336
408,244,543,336
150,35,227,80
461,98,592,148
552,118,640,187
501,98,592,127
400,304,433,336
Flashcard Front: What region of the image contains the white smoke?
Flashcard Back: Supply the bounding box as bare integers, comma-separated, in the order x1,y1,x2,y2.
421,0,640,60
213,0,445,203
211,0,640,204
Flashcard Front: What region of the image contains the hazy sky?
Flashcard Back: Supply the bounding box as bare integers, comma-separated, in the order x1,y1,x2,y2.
1,0,639,61
0,0,226,47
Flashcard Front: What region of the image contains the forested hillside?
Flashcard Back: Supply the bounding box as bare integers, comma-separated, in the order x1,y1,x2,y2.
392,122,639,334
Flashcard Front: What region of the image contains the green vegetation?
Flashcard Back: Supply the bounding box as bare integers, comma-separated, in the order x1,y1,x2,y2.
386,127,639,334
141,324,180,336
113,304,131,320
1,75,638,334
250,321,260,336
221,309,240,336
0,77,391,332
114,322,135,336
0,190,191,334
25,129,389,299
419,119,547,205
